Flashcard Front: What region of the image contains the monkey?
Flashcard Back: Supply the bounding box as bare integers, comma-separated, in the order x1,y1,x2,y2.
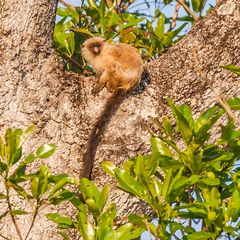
81,37,143,179
81,36,143,93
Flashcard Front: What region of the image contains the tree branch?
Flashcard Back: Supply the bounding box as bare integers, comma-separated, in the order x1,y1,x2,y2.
170,3,181,30
58,0,75,11
176,0,200,22
24,201,40,240
5,185,23,240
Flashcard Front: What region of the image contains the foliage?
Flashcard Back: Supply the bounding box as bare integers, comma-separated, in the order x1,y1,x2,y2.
1,97,240,239
54,0,215,71
221,64,240,76
0,126,142,240
47,178,143,240
102,97,240,239
0,126,78,240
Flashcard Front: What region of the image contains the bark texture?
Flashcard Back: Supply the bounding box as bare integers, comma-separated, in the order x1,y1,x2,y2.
0,0,239,239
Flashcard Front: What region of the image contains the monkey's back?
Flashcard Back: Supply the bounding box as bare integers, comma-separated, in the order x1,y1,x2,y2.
103,43,142,69
97,43,143,91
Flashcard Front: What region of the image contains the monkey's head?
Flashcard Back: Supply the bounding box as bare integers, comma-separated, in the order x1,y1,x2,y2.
81,37,106,65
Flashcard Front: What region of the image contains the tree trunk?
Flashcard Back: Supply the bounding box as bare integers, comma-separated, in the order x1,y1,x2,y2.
0,0,239,239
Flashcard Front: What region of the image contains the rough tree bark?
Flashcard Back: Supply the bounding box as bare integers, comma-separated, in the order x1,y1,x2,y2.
0,0,239,239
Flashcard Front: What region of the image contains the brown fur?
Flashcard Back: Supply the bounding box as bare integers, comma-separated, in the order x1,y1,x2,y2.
81,37,143,179
81,37,143,93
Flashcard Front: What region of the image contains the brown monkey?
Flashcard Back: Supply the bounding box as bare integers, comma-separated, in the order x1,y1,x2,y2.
81,37,143,179
81,36,143,93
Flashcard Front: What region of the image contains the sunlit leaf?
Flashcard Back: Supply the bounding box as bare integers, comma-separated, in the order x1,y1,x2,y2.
36,144,56,159
221,64,240,76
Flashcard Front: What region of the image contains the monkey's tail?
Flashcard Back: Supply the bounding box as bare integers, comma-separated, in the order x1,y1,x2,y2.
82,89,126,179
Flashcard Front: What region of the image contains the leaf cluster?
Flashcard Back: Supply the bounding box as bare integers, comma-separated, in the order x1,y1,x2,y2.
2,97,240,239
102,97,240,239
0,126,78,240
54,0,214,71
47,178,143,240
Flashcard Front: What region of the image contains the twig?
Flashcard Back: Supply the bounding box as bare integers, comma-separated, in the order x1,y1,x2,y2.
58,0,75,11
116,0,122,15
24,201,40,240
170,3,181,30
5,185,24,240
176,0,199,22
212,91,240,125
144,219,154,240
105,0,115,12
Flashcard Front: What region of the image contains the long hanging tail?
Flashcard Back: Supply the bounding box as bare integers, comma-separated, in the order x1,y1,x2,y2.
81,89,126,179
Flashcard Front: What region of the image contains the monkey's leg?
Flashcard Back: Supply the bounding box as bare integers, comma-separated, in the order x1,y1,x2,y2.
92,70,109,94
105,77,119,92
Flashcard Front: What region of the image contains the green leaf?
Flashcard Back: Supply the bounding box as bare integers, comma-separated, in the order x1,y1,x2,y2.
0,193,7,199
134,154,144,177
0,211,8,220
31,176,40,198
0,136,5,159
36,144,56,159
0,162,7,174
57,7,79,24
128,214,148,224
8,181,32,199
179,104,194,129
77,205,95,240
31,165,51,199
79,178,101,218
80,178,100,203
20,125,35,145
221,64,240,76
87,0,98,9
162,23,187,47
162,116,173,138
24,153,35,163
200,177,220,186
143,154,159,177
49,177,78,197
167,98,192,145
154,14,165,40
57,231,71,240
96,203,116,239
64,32,75,57
151,137,173,157
5,128,22,165
101,161,116,176
115,169,146,198
113,223,142,239
149,177,162,199
10,210,28,215
194,105,224,143
186,232,216,240
12,147,22,165
227,98,240,110
49,190,76,205
162,168,172,200
191,0,205,13
46,213,73,226
98,185,109,211
71,27,93,37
